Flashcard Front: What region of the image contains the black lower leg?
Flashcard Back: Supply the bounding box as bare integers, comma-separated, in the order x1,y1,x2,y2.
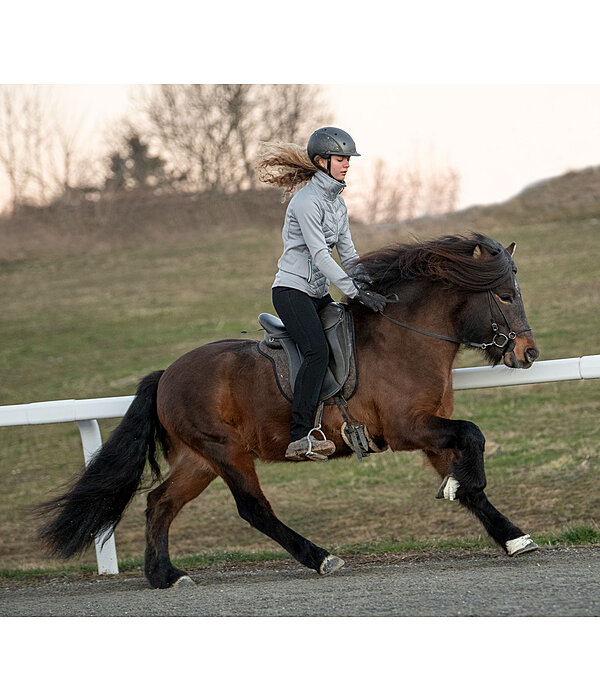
449,424,524,549
451,423,487,493
458,490,525,550
233,491,329,571
144,531,189,589
144,484,189,589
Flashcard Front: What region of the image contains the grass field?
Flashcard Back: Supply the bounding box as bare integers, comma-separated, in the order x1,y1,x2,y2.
0,193,599,575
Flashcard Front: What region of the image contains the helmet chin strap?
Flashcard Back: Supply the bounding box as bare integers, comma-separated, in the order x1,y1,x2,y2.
314,155,332,177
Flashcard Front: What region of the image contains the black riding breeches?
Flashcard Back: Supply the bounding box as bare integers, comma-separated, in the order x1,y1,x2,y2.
272,286,333,442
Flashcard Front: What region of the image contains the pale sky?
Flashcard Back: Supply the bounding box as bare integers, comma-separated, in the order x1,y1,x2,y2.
1,84,599,212
329,84,600,208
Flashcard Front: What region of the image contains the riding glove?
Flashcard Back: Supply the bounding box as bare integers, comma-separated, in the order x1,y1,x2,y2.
356,288,388,312
350,261,373,289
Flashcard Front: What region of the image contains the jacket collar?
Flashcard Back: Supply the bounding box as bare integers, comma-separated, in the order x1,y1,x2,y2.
312,169,346,199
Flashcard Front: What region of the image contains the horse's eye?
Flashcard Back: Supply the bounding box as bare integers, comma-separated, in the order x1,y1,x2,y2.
498,294,512,303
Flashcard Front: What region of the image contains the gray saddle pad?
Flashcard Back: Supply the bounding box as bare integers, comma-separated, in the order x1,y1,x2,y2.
256,302,358,403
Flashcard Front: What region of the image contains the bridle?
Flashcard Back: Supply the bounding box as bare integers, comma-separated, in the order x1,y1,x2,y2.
378,289,532,353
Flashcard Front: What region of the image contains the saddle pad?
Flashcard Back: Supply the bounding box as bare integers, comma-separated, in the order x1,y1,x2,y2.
256,339,358,404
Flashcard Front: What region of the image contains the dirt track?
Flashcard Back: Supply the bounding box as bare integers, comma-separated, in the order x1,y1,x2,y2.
1,546,598,617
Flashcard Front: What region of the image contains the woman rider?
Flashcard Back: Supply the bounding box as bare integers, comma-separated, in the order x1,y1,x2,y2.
256,127,388,462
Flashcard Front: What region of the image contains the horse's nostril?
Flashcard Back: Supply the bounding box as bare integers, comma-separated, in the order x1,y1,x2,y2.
525,347,539,363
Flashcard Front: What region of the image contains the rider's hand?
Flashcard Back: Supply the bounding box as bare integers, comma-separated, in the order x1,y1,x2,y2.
350,262,373,289
356,288,388,312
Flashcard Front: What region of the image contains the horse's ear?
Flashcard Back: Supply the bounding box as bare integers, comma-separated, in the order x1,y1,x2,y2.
473,245,483,259
505,242,516,257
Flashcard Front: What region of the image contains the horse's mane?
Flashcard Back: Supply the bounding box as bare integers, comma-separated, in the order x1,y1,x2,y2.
357,233,515,295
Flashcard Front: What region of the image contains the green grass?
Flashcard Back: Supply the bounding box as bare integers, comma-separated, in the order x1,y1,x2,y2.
0,212,599,574
1,526,597,584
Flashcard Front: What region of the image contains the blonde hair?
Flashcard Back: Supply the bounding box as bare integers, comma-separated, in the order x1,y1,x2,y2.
254,141,317,200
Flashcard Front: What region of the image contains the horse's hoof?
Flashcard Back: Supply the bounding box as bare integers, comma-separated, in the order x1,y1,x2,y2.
506,534,539,556
436,475,460,501
319,555,345,576
172,575,195,588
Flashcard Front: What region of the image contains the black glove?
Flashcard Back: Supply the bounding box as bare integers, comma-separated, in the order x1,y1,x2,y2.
350,262,373,289
356,288,388,312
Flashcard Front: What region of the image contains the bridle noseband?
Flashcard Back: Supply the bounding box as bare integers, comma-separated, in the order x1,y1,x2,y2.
378,289,532,353
480,289,532,352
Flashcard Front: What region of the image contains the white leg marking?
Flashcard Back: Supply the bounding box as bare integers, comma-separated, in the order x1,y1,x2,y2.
172,575,195,588
506,534,538,556
443,476,460,501
319,555,345,576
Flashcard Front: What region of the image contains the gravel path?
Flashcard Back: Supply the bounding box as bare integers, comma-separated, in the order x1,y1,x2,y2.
1,546,598,617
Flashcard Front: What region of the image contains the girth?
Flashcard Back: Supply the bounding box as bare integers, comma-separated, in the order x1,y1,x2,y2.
257,302,358,404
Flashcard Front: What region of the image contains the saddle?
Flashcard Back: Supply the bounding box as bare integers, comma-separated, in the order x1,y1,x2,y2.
257,302,357,404
256,302,386,461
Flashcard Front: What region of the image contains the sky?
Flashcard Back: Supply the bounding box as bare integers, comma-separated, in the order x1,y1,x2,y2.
329,84,600,208
1,83,599,213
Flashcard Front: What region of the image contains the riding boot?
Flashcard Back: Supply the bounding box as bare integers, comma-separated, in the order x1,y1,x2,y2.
285,431,336,462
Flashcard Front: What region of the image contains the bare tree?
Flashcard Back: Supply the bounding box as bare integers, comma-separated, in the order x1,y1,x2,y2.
0,85,90,212
362,157,387,223
131,84,331,194
258,84,330,144
356,151,461,223
52,112,89,197
0,85,48,209
423,166,460,216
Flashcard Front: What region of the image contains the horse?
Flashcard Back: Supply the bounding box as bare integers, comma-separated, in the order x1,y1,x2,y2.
37,233,540,589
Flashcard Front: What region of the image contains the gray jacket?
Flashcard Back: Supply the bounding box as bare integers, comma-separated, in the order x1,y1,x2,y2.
272,170,359,298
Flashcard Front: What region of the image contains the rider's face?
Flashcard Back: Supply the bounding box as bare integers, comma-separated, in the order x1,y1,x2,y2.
317,155,351,182
329,155,351,182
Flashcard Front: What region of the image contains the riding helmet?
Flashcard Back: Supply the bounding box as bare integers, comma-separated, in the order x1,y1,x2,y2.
307,127,361,166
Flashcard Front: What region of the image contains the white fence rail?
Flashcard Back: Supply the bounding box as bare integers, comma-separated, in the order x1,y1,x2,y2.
1,354,599,575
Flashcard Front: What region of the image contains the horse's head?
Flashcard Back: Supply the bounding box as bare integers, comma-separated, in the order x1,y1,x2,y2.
459,241,539,368
354,233,539,369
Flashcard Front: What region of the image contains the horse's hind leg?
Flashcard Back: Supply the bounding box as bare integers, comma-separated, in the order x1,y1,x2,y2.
145,444,217,589
215,446,343,575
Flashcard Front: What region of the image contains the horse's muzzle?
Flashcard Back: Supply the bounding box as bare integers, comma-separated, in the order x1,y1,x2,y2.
504,344,539,369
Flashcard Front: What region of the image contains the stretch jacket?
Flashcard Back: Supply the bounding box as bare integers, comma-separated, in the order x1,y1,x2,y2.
272,170,360,298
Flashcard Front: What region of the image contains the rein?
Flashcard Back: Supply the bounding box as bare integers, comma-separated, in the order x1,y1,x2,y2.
378,290,531,351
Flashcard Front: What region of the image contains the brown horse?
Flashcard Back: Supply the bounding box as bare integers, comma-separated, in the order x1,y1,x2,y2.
38,233,540,589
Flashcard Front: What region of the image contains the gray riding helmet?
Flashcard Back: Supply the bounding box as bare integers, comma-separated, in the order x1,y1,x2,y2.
307,127,361,173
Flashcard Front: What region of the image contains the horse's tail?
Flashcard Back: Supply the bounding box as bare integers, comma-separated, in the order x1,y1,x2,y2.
37,370,167,559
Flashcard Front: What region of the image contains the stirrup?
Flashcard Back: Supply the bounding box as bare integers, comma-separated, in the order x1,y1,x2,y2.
285,433,334,462
284,404,336,462
306,427,329,460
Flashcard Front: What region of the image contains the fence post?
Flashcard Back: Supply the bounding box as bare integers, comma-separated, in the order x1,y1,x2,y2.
76,419,119,575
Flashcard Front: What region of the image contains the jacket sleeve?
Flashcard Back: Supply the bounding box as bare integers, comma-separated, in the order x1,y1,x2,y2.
293,196,359,298
336,202,360,272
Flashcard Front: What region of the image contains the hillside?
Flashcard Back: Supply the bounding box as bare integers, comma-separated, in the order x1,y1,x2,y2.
361,165,600,241
1,165,599,262
0,188,286,262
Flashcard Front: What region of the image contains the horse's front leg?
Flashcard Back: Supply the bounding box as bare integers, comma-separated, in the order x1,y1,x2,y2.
392,415,537,557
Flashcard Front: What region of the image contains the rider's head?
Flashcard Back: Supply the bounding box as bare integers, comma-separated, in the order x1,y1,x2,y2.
307,127,361,182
